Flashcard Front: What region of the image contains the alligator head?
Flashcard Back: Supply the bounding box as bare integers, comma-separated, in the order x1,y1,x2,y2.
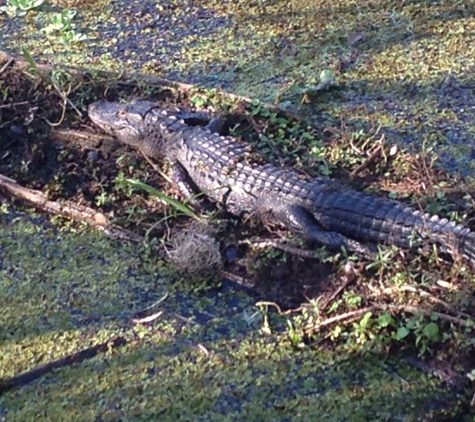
88,99,158,147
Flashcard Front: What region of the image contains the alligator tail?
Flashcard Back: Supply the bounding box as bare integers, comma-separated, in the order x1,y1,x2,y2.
312,189,475,265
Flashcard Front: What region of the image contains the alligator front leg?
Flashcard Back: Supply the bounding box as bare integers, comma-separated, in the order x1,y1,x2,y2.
170,163,211,210
170,163,201,202
277,204,377,259
175,110,227,135
206,116,227,135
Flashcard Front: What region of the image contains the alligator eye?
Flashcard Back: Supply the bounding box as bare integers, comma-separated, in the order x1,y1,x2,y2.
118,109,127,117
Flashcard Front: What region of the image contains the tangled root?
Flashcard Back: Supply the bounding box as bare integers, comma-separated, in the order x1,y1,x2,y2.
165,222,223,281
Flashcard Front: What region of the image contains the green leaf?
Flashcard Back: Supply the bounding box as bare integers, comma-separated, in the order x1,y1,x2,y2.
190,95,206,108
61,8,77,20
21,45,38,72
359,311,372,329
423,322,439,340
377,312,394,328
319,69,334,84
124,178,203,222
327,301,339,313
16,0,44,11
396,326,410,340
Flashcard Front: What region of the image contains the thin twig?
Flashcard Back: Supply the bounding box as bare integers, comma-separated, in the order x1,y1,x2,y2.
304,303,473,335
45,95,68,127
172,313,197,325
255,301,303,316
132,310,164,324
305,306,374,334
0,57,14,75
54,82,83,118
0,100,31,109
256,301,283,314
381,284,474,320
131,292,169,324
350,143,383,178
196,344,210,356
138,148,174,185
386,304,471,326
45,82,76,126
135,292,169,313
319,274,356,312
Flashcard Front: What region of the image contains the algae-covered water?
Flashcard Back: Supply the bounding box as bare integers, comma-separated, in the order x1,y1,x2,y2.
1,0,475,419
0,213,465,420
1,0,475,172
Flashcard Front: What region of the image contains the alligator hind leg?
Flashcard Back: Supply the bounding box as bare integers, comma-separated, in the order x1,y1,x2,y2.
276,204,377,259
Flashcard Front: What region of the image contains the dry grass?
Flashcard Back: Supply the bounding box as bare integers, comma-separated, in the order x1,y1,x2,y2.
165,221,224,281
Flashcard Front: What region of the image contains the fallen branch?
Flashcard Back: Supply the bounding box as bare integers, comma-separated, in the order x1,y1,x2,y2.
0,336,126,395
0,173,147,245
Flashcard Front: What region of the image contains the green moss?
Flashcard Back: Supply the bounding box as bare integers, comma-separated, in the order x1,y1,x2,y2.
0,213,166,378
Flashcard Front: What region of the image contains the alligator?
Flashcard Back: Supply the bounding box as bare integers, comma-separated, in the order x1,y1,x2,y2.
88,99,475,267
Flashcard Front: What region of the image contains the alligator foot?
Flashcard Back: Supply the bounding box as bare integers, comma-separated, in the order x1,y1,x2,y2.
175,110,227,135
